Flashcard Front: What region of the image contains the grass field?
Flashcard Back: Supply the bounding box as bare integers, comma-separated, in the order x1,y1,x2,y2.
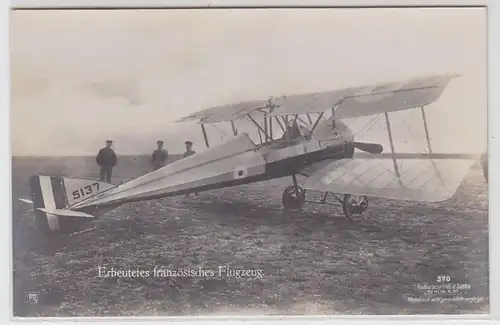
12,156,489,316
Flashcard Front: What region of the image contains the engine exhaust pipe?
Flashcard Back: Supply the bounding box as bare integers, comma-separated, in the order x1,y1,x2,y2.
352,141,384,155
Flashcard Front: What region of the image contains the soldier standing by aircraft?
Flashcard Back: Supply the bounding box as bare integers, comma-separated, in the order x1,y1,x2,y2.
96,140,117,183
183,140,198,198
151,140,169,170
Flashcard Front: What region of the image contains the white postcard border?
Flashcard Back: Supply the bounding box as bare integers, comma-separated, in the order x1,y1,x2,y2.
2,0,497,324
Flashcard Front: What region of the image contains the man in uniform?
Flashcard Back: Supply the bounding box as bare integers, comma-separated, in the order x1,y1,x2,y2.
183,140,196,158
151,140,169,170
183,141,198,198
96,140,117,183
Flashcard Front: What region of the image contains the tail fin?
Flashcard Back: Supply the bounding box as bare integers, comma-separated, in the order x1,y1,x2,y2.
60,176,116,207
26,175,114,234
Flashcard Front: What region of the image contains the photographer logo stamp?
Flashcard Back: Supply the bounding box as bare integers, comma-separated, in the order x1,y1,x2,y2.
27,292,39,304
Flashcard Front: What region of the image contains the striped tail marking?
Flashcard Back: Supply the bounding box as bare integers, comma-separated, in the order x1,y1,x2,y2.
29,175,68,232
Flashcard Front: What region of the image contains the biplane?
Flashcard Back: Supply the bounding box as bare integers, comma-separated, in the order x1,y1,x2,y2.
18,73,486,236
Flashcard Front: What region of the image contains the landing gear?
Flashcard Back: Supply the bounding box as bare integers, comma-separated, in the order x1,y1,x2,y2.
281,174,369,220
341,194,368,221
282,174,306,211
282,185,306,211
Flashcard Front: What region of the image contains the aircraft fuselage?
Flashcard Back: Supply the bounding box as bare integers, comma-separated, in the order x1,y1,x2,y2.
73,135,352,212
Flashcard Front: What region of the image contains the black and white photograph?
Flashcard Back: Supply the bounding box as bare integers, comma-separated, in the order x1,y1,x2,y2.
10,7,489,317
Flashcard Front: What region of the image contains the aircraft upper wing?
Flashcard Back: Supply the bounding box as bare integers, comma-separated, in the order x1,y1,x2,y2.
267,73,459,119
176,99,269,124
300,152,478,203
176,73,458,124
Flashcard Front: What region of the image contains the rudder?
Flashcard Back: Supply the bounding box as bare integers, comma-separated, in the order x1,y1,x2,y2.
28,175,112,235
28,175,53,234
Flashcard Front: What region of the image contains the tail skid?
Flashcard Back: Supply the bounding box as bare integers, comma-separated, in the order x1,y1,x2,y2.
19,198,33,204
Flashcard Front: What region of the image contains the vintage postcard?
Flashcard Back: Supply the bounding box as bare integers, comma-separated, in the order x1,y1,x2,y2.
10,7,488,317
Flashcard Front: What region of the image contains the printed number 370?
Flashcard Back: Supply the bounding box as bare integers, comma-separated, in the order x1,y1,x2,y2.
437,276,451,283
72,182,100,200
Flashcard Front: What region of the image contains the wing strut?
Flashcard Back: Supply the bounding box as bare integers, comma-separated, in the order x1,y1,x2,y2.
269,117,273,140
201,124,210,148
309,112,325,136
420,106,447,188
384,112,404,186
264,117,269,142
284,116,290,141
296,115,309,126
247,114,271,141
230,121,238,136
280,116,288,127
275,117,285,132
331,106,336,128
420,106,432,154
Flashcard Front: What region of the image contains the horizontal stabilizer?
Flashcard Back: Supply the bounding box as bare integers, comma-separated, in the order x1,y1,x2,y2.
36,208,95,218
19,198,33,204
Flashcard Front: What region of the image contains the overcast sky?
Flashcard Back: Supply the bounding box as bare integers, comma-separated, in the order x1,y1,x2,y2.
10,7,487,156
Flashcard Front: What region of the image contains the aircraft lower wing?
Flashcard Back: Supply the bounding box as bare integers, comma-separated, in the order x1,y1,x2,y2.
301,154,478,203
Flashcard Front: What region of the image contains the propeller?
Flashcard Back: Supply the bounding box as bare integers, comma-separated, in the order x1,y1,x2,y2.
352,141,384,154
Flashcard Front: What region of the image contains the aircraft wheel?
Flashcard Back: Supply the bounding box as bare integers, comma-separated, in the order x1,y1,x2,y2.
342,194,368,221
282,185,306,211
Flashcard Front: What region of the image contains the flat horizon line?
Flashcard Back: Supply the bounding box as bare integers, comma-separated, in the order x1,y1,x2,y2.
11,154,185,158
